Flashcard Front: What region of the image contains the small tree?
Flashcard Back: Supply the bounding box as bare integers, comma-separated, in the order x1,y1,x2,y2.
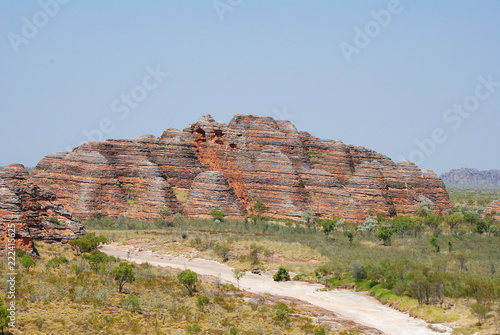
196,294,210,312
471,303,489,323
361,217,378,237
320,219,335,238
110,262,136,293
301,210,315,224
352,263,367,281
177,269,199,295
335,219,346,232
19,254,36,272
210,210,226,221
123,294,141,312
69,233,109,255
444,213,464,232
273,267,290,282
251,199,266,218
345,231,354,246
376,226,394,246
83,250,113,272
232,269,246,289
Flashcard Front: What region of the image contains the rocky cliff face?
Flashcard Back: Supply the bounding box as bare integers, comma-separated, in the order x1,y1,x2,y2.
22,114,450,222
0,164,85,255
441,168,500,187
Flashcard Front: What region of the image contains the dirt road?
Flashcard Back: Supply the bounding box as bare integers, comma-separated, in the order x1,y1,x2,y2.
101,244,453,335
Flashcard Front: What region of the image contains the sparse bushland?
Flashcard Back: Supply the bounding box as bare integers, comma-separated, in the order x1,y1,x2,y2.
1,242,339,334
87,198,500,332
447,186,500,208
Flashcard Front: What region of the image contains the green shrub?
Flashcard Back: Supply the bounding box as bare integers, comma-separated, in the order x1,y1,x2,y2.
110,262,135,292
83,250,113,272
0,298,9,334
273,267,290,281
177,269,198,295
157,207,172,218
46,256,69,269
273,302,290,326
196,294,210,312
210,210,226,221
123,294,140,312
375,226,394,246
19,254,36,271
69,233,109,255
185,320,201,335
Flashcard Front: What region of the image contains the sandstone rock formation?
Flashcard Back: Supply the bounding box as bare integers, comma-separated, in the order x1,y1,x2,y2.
23,114,450,222
0,164,85,255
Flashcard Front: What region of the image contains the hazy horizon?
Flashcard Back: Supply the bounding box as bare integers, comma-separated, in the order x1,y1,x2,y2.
1,1,499,175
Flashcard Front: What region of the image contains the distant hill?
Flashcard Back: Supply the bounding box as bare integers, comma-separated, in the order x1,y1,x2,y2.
441,168,500,187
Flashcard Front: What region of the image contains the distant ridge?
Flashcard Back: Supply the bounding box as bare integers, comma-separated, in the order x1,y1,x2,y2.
441,168,500,187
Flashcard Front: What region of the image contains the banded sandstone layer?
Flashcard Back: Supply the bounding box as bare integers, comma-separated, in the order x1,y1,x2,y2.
0,164,85,255
28,114,450,221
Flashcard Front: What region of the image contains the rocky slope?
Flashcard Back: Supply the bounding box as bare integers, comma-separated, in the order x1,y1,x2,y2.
24,114,450,222
0,164,85,255
440,168,500,187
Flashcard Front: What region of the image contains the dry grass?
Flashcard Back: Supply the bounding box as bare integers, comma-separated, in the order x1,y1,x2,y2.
6,242,344,335
171,187,189,203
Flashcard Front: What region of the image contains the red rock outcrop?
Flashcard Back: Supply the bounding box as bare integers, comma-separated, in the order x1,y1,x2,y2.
0,164,85,255
485,200,500,220
7,114,450,224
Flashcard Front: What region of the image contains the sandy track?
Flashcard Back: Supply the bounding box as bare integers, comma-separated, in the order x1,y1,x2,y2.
101,244,452,335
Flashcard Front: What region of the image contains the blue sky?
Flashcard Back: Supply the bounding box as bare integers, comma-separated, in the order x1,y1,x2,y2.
1,0,499,174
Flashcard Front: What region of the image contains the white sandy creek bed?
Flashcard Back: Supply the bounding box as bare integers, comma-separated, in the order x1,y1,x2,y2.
101,244,453,335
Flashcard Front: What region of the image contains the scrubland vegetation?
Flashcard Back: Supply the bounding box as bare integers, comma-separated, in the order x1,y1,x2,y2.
2,189,499,334
447,186,500,208
83,192,500,334
1,241,341,334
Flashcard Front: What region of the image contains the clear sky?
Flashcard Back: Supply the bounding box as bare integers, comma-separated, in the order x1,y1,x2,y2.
1,0,499,174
